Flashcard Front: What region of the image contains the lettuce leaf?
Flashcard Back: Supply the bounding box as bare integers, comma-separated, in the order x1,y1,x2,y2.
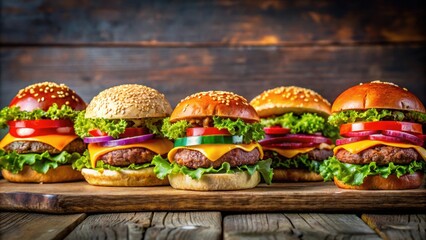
0,149,82,174
0,104,81,129
320,156,426,186
328,109,426,127
260,113,339,139
152,156,273,184
161,117,192,139
74,111,127,138
267,152,322,173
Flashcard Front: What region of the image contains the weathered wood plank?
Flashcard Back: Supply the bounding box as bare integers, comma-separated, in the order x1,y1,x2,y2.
144,212,222,240
1,45,424,108
64,212,152,240
0,211,86,240
1,0,424,45
223,213,380,240
361,214,426,240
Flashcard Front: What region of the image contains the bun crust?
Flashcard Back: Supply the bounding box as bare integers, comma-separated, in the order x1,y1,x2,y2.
9,82,86,112
81,168,169,186
273,169,323,182
168,171,260,190
250,86,331,118
333,172,424,190
2,165,84,183
332,81,425,113
85,84,172,119
171,91,259,122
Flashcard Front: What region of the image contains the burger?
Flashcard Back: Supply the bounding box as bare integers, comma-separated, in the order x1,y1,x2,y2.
152,91,273,190
250,86,339,182
0,82,87,183
322,81,426,190
72,84,173,186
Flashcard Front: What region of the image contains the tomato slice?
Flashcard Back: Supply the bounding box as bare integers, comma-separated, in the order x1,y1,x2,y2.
9,126,75,138
186,127,231,137
340,121,423,135
119,128,148,138
8,119,73,129
264,127,291,135
89,129,107,137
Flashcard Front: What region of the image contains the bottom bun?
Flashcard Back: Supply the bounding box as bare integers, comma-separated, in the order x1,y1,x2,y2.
273,168,323,182
2,165,84,183
168,171,260,191
333,172,425,190
81,167,169,186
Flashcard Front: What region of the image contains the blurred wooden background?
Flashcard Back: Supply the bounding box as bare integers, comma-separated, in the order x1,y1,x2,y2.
1,0,425,108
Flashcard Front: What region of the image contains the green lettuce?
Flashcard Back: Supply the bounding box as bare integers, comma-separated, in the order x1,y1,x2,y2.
74,111,127,138
0,104,81,129
152,156,273,184
0,149,82,174
267,152,322,173
161,117,192,139
320,157,426,186
328,109,426,127
260,113,339,139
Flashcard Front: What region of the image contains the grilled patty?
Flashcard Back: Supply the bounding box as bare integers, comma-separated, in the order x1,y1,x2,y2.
99,148,157,166
335,146,420,165
4,138,86,154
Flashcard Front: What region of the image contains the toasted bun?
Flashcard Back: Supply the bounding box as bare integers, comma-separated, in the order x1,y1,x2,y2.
85,84,172,119
9,82,86,112
81,167,169,186
332,81,426,113
168,171,260,190
250,86,331,118
171,91,259,122
2,165,84,183
273,169,323,182
333,172,424,190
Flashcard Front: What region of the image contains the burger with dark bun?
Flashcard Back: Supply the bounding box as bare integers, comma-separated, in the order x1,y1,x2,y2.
250,86,338,182
322,81,426,190
152,91,272,190
72,84,173,186
0,82,86,183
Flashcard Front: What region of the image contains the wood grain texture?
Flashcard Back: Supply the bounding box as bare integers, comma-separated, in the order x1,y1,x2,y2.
144,212,222,240
0,211,86,240
1,0,424,45
1,45,425,108
361,214,426,240
64,212,152,240
0,180,424,213
223,213,380,240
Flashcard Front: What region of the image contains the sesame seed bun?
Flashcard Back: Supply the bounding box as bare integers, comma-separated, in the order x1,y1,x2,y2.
170,91,259,122
81,168,169,187
250,86,332,118
331,81,426,113
85,84,172,119
2,165,84,183
333,172,424,190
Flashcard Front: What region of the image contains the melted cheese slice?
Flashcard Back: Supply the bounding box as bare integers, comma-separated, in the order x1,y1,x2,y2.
334,140,426,160
88,138,173,168
168,143,263,162
263,143,334,158
0,133,78,151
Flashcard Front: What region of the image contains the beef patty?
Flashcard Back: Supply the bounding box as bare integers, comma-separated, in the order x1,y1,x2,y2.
4,138,86,154
99,148,157,166
335,146,420,165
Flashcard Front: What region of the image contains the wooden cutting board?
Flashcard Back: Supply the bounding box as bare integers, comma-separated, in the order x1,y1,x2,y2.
0,180,424,213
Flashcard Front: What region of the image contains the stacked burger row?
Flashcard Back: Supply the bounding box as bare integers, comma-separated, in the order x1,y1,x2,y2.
0,81,424,190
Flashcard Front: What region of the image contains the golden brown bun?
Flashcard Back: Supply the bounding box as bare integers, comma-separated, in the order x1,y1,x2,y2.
273,169,323,182
250,86,332,118
81,168,169,186
2,165,84,183
168,171,260,190
85,84,172,119
171,91,259,122
332,81,426,113
333,172,424,190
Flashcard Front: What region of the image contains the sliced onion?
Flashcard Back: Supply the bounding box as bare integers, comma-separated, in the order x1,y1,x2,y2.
336,136,368,146
100,134,154,147
84,136,114,144
268,142,317,149
382,130,424,146
259,134,331,146
369,134,405,143
341,130,380,138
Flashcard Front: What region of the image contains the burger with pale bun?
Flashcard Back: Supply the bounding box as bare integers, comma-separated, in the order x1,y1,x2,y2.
322,81,426,190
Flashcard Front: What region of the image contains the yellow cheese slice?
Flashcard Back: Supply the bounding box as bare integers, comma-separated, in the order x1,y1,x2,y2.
88,138,173,168
334,140,426,160
168,143,264,162
0,133,78,151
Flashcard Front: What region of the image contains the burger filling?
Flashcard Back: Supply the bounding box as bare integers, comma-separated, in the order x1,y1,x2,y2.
335,146,420,165
98,148,157,166
264,149,332,173
3,139,85,155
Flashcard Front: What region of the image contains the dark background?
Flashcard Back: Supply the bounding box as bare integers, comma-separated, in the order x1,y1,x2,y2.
1,0,425,109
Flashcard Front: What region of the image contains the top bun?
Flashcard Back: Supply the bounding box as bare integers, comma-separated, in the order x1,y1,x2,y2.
250,86,331,118
171,91,259,122
332,81,425,113
85,84,172,119
9,82,86,112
